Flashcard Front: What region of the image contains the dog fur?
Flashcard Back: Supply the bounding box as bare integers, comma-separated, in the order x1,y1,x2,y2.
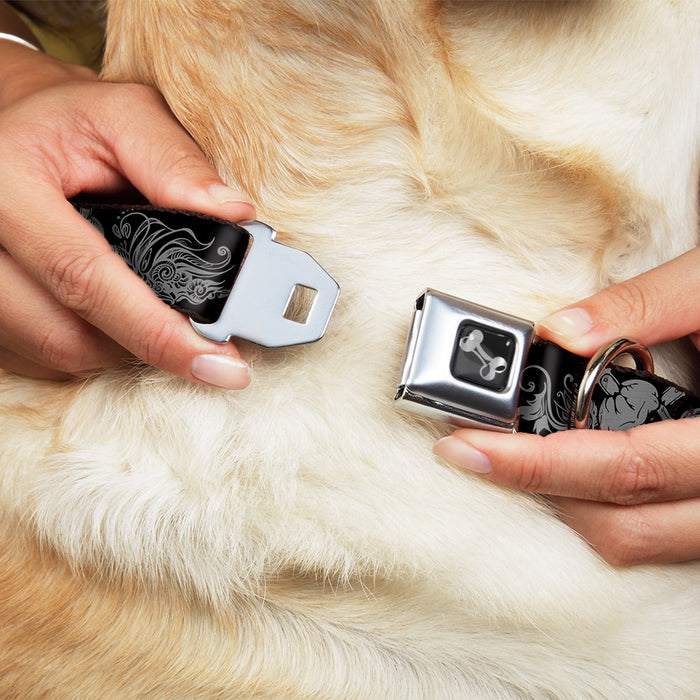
1,0,699,696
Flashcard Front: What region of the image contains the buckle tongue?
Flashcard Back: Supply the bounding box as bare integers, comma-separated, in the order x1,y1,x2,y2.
395,289,534,432
191,221,339,347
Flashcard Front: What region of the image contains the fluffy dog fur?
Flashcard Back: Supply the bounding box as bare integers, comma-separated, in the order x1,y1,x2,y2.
1,0,699,696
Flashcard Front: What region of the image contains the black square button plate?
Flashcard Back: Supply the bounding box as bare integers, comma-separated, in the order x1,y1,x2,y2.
451,323,516,391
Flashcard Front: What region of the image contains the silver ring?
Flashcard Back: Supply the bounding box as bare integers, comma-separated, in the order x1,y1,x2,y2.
573,338,654,429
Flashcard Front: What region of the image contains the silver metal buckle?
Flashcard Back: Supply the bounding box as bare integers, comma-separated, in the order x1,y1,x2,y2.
573,338,654,429
395,289,535,432
191,221,339,347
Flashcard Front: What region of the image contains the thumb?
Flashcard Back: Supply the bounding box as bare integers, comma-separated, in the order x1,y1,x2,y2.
536,246,700,356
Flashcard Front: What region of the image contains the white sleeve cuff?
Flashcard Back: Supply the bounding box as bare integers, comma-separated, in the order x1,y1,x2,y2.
0,32,40,51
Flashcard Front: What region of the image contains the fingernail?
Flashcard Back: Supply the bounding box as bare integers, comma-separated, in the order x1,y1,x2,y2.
190,354,250,389
433,436,492,474
208,183,252,207
539,307,594,340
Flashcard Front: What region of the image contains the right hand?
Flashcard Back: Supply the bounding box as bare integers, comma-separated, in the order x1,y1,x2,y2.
0,40,255,388
435,246,700,566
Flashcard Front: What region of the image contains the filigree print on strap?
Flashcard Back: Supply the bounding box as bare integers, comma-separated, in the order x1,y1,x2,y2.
104,210,237,305
518,364,577,435
518,362,700,435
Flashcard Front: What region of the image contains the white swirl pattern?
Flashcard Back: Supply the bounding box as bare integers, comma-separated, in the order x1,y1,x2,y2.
518,365,576,434
94,209,237,305
519,364,700,434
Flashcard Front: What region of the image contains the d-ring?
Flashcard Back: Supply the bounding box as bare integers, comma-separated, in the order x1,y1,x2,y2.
573,338,654,429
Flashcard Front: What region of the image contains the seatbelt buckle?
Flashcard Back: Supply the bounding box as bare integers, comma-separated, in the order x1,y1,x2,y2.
74,202,340,348
394,289,535,432
191,220,339,347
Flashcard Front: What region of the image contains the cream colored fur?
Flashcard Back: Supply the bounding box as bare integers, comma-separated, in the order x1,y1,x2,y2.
1,1,699,696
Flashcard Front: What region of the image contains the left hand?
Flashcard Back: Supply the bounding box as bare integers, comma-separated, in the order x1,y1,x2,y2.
0,40,255,386
434,246,700,566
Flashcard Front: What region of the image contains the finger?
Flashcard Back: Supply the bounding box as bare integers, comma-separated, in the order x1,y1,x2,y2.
535,246,700,356
1,192,251,388
553,496,700,566
82,82,255,221
0,80,255,221
433,418,700,505
0,249,127,372
0,346,73,381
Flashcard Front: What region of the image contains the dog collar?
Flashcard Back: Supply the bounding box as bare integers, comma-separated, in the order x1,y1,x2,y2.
395,289,700,434
74,202,339,347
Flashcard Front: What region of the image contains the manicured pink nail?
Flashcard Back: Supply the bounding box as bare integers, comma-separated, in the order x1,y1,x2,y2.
433,436,493,474
207,183,252,207
190,354,250,389
538,308,594,341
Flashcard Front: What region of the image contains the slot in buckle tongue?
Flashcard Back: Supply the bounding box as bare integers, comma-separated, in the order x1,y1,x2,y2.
191,221,340,347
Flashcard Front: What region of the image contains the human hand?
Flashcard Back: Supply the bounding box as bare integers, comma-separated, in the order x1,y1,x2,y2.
434,246,700,566
0,40,255,387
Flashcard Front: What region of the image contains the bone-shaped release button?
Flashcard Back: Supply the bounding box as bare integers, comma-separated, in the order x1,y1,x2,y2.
459,329,508,381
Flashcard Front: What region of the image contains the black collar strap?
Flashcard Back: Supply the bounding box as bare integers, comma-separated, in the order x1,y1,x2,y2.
74,202,339,347
395,289,700,434
68,210,698,433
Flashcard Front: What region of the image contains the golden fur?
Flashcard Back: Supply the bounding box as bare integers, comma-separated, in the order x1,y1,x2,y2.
1,0,699,696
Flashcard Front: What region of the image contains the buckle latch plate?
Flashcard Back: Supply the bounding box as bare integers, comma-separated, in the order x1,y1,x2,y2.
191,221,339,347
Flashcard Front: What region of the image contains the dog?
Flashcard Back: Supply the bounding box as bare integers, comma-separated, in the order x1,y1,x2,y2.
1,0,699,696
